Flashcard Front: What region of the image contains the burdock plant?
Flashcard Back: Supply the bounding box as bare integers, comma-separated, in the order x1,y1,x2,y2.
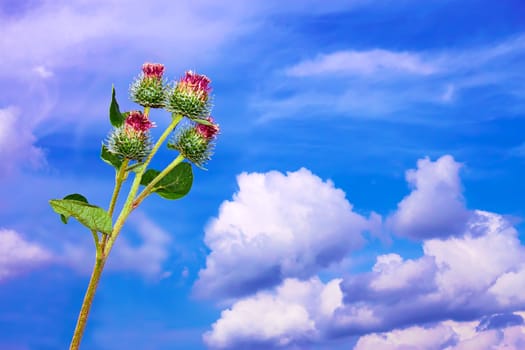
49,63,219,350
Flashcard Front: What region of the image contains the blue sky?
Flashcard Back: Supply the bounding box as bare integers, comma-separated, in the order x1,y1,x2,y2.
1,0,525,349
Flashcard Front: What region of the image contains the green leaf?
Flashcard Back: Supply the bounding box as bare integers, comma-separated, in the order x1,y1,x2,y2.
110,85,125,128
49,199,113,235
191,117,213,126
101,144,123,170
126,162,145,173
140,162,193,200
60,194,88,224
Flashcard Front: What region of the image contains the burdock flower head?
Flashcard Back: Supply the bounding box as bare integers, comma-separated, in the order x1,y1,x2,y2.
168,116,219,168
166,70,212,119
106,111,154,161
130,63,168,108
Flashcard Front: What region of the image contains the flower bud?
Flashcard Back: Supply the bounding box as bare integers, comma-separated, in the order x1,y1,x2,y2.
168,117,219,168
106,111,154,161
130,63,168,108
195,117,220,140
166,70,212,119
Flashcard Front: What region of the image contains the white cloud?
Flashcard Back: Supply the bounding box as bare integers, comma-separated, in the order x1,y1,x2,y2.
286,49,437,77
0,107,45,176
354,314,525,350
193,168,370,299
0,0,248,78
0,229,52,281
201,155,525,348
354,323,457,350
204,277,342,349
204,210,525,348
255,34,525,122
387,155,471,239
335,210,525,335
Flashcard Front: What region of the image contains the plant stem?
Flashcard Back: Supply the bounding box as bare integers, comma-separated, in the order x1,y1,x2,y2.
132,154,185,208
69,254,106,350
104,113,183,256
108,158,130,217
68,113,184,349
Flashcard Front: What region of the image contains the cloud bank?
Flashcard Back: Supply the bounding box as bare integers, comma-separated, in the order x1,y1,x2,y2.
202,156,525,349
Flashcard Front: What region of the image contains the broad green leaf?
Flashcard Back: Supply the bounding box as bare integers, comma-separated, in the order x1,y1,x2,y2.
110,85,125,127
101,144,123,170
49,199,112,235
140,162,193,200
60,194,88,224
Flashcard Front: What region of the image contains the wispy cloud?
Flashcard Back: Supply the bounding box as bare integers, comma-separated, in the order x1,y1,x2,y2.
286,49,438,77
254,34,525,123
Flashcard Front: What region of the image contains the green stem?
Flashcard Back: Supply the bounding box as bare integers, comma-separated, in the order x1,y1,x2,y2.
108,159,130,217
90,230,100,253
69,254,106,350
104,113,183,256
68,113,183,349
133,154,185,208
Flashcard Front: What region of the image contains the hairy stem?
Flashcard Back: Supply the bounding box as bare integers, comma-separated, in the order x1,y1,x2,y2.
108,158,130,217
68,113,184,349
69,254,106,350
104,113,183,256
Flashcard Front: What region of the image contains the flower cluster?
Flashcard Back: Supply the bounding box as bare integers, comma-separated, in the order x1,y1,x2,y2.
111,64,219,167
106,111,154,161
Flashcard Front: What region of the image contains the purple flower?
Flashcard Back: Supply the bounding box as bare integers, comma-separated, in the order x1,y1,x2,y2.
142,63,165,79
125,111,154,132
178,71,211,101
195,117,219,140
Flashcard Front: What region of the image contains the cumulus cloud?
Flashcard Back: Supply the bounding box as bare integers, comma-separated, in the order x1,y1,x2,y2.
201,157,525,348
354,313,525,350
200,157,525,350
387,155,471,239
193,168,370,299
334,210,525,335
0,107,45,176
204,211,525,349
205,221,525,350
0,229,52,281
204,277,342,349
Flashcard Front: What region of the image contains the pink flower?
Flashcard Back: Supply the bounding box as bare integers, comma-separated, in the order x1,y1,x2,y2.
125,111,155,132
195,117,219,140
178,70,211,101
142,63,165,79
